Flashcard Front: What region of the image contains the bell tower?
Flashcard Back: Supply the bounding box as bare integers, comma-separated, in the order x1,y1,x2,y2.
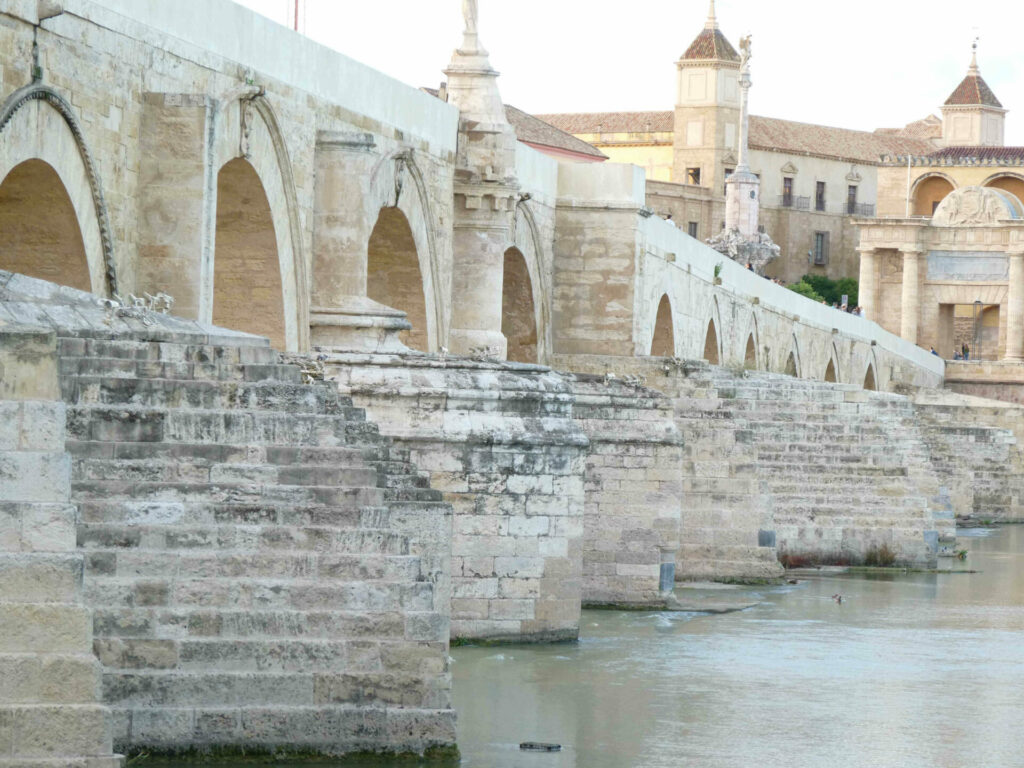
673,0,741,195
940,41,1006,147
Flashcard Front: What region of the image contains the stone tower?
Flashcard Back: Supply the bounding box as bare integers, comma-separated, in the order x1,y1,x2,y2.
444,0,519,359
940,42,1006,147
673,0,741,195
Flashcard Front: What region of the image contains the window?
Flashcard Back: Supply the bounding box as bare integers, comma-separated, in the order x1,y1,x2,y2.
813,231,830,266
724,168,734,196
782,177,794,206
688,221,699,238
687,167,702,186
932,200,941,214
815,181,826,212
847,185,858,214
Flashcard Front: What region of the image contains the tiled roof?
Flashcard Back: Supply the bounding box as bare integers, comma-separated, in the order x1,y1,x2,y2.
927,146,1024,161
748,116,935,164
536,111,935,164
534,111,673,136
421,88,606,160
503,105,607,159
875,114,943,143
944,73,1002,108
682,27,739,62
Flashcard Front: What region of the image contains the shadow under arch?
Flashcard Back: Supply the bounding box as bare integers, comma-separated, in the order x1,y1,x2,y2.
0,159,91,291
911,172,957,217
650,294,675,357
742,314,760,370
365,150,442,352
207,94,307,351
502,246,538,363
212,157,287,349
0,83,116,295
367,206,429,352
982,172,1024,205
511,200,552,364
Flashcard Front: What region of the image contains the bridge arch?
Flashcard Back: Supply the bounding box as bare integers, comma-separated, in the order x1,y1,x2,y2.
508,201,551,364
365,150,442,351
703,297,722,364
0,84,116,295
502,246,538,364
742,314,760,370
648,294,675,357
824,342,840,383
784,335,801,378
210,96,306,351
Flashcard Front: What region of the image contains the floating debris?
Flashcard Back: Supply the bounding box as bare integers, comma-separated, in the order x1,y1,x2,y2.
521,742,562,752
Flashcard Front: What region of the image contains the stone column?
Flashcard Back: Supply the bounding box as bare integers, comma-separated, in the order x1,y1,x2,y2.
900,248,923,345
1005,251,1024,360
444,4,518,359
858,248,879,321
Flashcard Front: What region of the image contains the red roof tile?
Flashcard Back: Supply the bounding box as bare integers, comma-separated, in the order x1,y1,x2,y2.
535,111,673,136
536,112,935,164
682,27,739,62
927,146,1024,161
944,73,1002,108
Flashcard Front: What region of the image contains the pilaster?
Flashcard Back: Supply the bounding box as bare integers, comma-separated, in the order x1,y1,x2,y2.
1005,251,1024,361
900,247,924,345
858,247,879,321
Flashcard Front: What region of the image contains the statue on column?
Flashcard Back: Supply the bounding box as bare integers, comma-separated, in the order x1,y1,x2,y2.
463,0,478,35
739,35,752,71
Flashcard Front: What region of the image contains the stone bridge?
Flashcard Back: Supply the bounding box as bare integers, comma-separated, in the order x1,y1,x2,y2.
0,0,1011,763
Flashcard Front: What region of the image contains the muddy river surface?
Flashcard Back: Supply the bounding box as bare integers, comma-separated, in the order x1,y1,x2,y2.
161,526,1024,768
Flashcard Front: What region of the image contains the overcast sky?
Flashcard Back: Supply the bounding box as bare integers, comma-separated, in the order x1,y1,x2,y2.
234,0,1024,144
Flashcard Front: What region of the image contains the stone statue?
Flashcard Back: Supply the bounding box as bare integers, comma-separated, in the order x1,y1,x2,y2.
463,0,478,34
739,35,752,69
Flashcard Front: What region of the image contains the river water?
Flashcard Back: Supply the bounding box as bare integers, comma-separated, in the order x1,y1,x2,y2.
159,526,1024,768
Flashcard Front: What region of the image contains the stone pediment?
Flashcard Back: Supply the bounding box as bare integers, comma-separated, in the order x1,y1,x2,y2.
780,161,799,175
846,165,862,183
722,152,738,166
932,185,1024,226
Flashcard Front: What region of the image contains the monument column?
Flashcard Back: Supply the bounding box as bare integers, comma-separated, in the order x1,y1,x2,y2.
900,247,923,345
1005,251,1024,360
858,247,879,321
444,0,518,358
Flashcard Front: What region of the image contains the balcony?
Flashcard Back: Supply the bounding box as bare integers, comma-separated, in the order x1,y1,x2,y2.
846,202,876,216
778,195,810,210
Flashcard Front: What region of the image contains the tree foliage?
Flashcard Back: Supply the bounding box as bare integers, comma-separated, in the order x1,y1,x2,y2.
787,280,824,303
797,274,858,306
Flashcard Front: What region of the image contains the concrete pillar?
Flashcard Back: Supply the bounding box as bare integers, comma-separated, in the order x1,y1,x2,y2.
1005,251,1024,360
900,248,923,345
858,248,879,321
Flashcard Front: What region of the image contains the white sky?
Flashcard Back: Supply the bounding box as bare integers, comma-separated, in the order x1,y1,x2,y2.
234,0,1024,144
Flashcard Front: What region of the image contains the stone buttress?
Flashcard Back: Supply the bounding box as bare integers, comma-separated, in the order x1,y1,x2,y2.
0,323,122,768
324,353,588,642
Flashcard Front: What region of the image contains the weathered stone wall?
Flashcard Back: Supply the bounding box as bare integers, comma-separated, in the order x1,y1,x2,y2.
325,353,588,642
570,376,683,605
2,272,457,759
0,323,121,767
